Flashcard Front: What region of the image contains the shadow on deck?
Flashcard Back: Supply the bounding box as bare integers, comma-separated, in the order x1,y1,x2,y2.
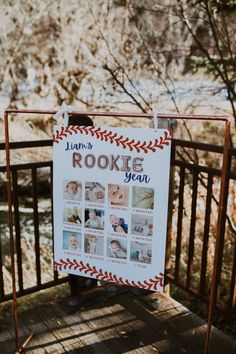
1,287,235,354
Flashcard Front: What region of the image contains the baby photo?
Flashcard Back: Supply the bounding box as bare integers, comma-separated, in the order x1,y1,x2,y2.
109,213,128,234
85,182,105,203
63,231,81,251
107,238,127,259
132,187,154,210
131,214,153,237
84,234,104,256
84,208,104,230
130,241,152,264
63,207,82,225
108,184,129,207
63,180,82,201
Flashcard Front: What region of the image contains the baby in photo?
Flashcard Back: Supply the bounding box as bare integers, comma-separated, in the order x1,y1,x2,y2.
69,233,80,251
132,187,154,210
64,207,82,224
85,182,105,203
84,209,104,230
85,235,97,254
134,223,153,236
63,180,82,201
131,214,153,237
108,239,127,259
63,231,81,251
84,234,104,256
108,184,129,207
110,214,128,234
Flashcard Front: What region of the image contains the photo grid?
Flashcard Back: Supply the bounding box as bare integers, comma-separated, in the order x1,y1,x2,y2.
106,184,154,264
62,180,154,265
62,180,83,254
62,180,106,257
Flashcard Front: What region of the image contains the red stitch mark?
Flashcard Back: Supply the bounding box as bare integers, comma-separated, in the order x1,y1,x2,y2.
113,274,119,285
131,280,140,288
90,266,97,276
54,261,60,271
114,135,122,147
137,281,146,289
73,259,79,269
64,127,73,136
93,127,101,138
67,258,74,269
60,127,67,137
79,261,86,271
101,271,108,281
153,138,164,150
70,126,78,134
75,126,83,134
87,127,96,137
133,141,141,153
53,259,164,290
54,258,164,290
145,279,155,290
103,131,112,141
119,277,125,285
139,141,148,154
119,137,129,148
108,132,117,143
100,130,107,141
126,139,135,151
60,259,67,269
84,127,90,135
53,126,171,153
155,274,164,287
150,278,158,290
97,269,103,279
146,141,156,152
125,279,131,286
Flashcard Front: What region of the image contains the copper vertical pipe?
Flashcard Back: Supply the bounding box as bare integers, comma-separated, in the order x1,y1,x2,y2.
4,111,20,351
204,119,231,354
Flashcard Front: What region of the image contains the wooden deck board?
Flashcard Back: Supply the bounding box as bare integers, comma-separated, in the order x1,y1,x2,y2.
20,305,67,353
52,302,111,353
110,292,192,354
0,288,235,354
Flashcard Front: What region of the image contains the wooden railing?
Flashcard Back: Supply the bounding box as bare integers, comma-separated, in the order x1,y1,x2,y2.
0,138,235,316
0,140,69,302
168,139,236,315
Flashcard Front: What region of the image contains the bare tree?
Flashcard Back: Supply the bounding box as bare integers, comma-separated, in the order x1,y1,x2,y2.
176,0,236,128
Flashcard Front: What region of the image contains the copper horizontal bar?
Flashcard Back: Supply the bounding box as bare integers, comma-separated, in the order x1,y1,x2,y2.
5,108,229,121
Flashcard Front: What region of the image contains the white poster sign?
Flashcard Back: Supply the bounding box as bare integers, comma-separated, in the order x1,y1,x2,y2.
53,125,171,291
